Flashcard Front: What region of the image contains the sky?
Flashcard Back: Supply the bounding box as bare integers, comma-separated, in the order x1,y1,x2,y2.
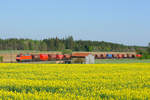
0,0,149,46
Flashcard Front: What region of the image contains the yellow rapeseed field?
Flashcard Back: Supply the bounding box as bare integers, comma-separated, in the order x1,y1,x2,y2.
0,63,150,100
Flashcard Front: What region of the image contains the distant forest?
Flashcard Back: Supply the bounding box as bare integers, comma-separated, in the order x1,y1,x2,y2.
0,36,147,52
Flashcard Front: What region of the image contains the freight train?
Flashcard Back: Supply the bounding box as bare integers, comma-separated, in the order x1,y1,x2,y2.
16,53,142,62
16,54,71,62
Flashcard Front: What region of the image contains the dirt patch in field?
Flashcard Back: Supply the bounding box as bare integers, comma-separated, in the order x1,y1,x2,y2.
0,54,17,62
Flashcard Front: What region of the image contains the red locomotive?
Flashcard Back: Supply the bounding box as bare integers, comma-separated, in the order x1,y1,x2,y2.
16,54,32,62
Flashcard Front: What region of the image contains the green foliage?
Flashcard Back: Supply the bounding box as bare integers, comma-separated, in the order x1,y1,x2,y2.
62,49,72,54
147,43,150,54
135,43,150,59
65,36,74,49
0,36,147,52
0,56,3,62
39,41,47,51
140,53,150,59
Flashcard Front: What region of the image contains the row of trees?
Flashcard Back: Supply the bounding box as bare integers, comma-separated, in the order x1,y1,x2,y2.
0,36,147,52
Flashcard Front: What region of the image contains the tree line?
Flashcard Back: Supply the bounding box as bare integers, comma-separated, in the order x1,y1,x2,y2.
0,36,147,52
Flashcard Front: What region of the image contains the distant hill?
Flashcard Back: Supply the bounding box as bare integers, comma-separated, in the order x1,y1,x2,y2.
0,36,147,52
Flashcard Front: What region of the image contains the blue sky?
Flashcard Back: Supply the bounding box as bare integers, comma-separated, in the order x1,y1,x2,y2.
0,0,149,46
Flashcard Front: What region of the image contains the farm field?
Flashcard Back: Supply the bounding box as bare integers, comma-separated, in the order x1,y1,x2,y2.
0,64,150,99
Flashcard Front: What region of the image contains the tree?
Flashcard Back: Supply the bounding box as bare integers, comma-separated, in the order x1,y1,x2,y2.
147,43,150,54
23,40,30,50
28,41,33,50
54,37,59,50
39,41,47,51
65,36,74,49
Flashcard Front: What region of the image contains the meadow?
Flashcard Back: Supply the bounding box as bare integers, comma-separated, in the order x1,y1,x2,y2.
0,63,150,100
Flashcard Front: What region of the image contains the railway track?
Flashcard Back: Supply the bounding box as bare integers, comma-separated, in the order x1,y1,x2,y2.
2,60,72,64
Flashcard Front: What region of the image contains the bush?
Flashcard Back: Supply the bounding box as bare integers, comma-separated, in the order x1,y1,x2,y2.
0,56,3,62
72,58,85,64
62,49,72,54
144,55,150,59
139,53,150,59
